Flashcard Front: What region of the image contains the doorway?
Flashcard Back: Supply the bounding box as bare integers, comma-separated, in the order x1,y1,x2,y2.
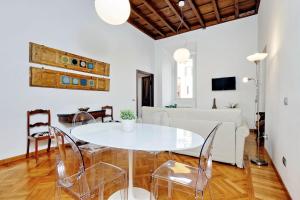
136,70,154,119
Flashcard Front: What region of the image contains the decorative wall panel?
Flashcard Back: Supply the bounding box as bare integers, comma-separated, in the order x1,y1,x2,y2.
29,43,110,76
30,67,110,91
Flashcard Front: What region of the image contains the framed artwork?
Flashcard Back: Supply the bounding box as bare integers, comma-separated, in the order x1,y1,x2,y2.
30,67,110,91
29,42,110,76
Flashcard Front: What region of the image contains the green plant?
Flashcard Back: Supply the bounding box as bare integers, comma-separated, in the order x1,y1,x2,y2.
120,110,136,120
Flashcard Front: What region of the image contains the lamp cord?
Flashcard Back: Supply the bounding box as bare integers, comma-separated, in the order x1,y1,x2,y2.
176,6,184,33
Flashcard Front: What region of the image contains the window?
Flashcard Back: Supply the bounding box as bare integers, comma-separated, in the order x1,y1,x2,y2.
176,59,193,99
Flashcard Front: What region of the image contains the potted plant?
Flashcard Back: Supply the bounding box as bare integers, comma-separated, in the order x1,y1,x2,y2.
120,110,136,132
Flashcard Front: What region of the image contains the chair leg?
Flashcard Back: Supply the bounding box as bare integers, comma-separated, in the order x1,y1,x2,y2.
207,182,213,200
167,180,173,200
112,148,117,165
26,139,30,158
168,151,173,161
55,183,62,200
34,140,38,161
150,176,156,200
47,138,51,152
153,153,158,170
61,135,65,146
91,153,96,165
98,181,104,200
167,169,173,200
125,173,128,200
195,191,204,200
120,173,128,200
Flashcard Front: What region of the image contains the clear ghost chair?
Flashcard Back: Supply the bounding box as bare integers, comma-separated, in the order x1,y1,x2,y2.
140,111,171,171
150,111,171,167
72,111,97,126
49,126,127,200
150,123,222,200
72,111,111,165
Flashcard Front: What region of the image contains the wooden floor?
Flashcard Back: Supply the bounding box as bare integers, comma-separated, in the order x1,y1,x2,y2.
0,133,290,200
244,134,291,200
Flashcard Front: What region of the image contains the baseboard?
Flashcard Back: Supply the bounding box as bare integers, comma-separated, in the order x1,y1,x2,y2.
0,147,56,165
264,150,292,199
243,154,256,200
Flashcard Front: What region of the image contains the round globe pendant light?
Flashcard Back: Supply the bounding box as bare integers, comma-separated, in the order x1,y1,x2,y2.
95,0,131,25
173,1,191,63
173,48,191,63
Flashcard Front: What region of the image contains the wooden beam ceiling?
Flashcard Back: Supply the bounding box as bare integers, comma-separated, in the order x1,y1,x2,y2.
164,0,190,30
211,0,221,23
256,0,261,13
140,0,176,33
187,0,206,28
235,0,240,18
128,0,260,40
130,6,165,37
128,19,155,39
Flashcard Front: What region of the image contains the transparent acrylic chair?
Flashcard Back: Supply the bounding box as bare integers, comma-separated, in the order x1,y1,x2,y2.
150,111,171,168
140,111,172,170
150,123,222,200
49,126,128,200
72,111,111,165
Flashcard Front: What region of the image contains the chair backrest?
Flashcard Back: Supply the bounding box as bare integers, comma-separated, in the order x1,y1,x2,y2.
49,126,87,187
27,109,51,136
102,105,113,121
196,123,221,190
72,111,96,127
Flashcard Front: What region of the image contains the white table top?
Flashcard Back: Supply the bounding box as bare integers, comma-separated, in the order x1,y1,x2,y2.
71,123,204,152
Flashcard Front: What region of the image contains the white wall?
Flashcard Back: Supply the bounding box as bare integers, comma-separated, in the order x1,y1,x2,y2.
258,1,300,199
155,16,258,127
0,0,154,160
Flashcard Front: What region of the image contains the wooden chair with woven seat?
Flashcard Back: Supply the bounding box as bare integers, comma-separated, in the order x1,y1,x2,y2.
26,109,52,160
102,105,119,122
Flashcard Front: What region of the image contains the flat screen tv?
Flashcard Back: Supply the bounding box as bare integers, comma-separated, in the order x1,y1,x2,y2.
212,77,236,91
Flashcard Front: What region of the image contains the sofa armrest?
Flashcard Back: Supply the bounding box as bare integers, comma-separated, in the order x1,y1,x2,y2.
235,122,250,168
236,121,250,137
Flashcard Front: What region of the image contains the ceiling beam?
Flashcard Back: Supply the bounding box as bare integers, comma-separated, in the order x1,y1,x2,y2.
164,0,190,30
187,0,206,28
141,0,176,33
131,7,165,37
255,0,261,13
128,19,156,39
235,0,239,18
211,0,221,23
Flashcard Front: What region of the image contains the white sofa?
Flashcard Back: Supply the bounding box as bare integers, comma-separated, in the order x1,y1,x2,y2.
141,107,249,168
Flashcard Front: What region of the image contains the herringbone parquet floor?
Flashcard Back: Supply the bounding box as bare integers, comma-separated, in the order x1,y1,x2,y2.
0,133,290,200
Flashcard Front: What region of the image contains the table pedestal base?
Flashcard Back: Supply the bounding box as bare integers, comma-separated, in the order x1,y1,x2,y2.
108,187,150,200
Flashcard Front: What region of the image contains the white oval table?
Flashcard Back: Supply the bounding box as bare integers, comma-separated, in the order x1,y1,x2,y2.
71,122,204,200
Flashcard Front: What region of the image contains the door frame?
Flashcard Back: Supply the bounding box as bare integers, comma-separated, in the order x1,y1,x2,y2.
136,70,154,117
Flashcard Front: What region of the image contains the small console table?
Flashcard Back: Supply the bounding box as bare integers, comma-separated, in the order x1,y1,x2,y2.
57,110,106,123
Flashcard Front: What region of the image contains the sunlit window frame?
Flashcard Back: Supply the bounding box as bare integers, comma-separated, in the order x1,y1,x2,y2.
174,56,196,101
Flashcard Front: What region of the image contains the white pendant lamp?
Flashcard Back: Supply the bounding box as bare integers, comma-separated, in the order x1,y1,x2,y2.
95,0,131,25
173,48,191,63
173,1,190,63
